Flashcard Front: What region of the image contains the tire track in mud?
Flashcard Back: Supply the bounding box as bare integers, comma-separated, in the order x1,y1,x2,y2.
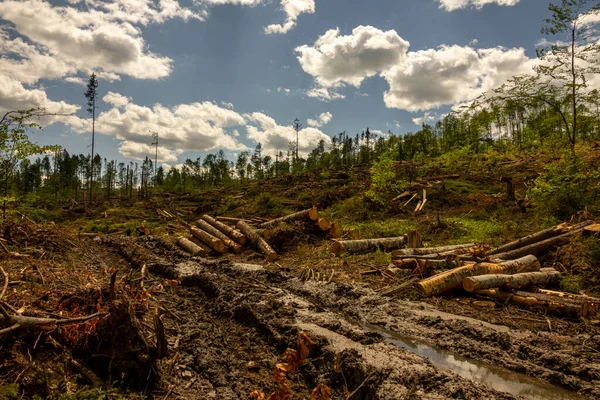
100,236,597,399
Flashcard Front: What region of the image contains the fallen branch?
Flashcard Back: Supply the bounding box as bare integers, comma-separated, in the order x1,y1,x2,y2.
0,267,7,299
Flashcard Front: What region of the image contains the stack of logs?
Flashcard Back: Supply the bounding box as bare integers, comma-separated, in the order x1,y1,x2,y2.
175,206,342,262
337,220,600,319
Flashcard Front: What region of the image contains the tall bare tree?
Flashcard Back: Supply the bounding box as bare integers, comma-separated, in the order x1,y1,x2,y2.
84,73,98,200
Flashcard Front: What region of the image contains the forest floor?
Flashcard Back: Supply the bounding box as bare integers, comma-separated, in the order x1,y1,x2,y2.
1,147,600,399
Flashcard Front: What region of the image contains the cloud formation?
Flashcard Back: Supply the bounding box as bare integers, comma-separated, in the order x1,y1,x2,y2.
265,0,315,34
307,112,333,128
436,0,520,12
297,25,537,112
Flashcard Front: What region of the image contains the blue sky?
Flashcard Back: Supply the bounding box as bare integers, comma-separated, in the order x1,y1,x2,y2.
0,0,556,166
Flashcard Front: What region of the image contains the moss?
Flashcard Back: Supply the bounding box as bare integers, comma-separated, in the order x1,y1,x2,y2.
560,275,583,293
444,215,504,244
0,384,19,399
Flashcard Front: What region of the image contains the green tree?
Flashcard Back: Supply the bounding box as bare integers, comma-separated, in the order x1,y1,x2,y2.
0,109,58,216
84,73,99,199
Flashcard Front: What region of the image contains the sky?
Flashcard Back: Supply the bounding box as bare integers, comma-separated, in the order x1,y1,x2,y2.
0,0,567,167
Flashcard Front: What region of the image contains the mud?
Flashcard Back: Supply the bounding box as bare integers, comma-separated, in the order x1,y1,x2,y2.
93,235,599,399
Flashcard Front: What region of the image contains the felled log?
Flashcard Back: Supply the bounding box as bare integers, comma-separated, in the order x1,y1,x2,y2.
487,223,570,255
176,237,208,256
328,222,343,239
392,243,476,257
492,231,582,260
190,227,227,254
202,215,247,245
256,228,274,240
477,289,599,318
316,218,332,231
419,174,460,181
415,255,541,297
236,221,278,262
332,236,407,255
583,224,600,234
463,270,561,292
216,216,254,225
393,258,418,269
195,220,243,254
258,207,319,229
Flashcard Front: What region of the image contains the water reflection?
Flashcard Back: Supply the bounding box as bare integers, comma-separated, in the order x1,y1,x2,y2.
372,326,589,400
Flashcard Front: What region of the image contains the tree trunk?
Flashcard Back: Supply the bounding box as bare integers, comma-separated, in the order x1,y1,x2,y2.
415,256,540,297
406,230,422,249
463,270,561,292
332,236,407,255
190,226,227,254
392,243,476,257
419,174,460,181
176,237,208,256
195,220,243,254
202,215,247,245
236,220,278,262
477,289,598,318
258,206,319,229
500,176,515,201
488,223,570,255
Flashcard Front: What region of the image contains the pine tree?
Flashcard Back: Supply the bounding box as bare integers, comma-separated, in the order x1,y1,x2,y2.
84,73,99,200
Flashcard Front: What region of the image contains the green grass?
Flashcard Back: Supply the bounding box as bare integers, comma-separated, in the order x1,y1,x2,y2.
346,219,417,239
444,214,505,244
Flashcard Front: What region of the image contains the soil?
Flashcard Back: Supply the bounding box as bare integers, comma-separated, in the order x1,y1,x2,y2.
2,221,599,399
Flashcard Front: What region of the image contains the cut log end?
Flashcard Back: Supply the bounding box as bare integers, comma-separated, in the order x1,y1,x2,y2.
308,206,319,221
332,241,345,254
316,218,331,231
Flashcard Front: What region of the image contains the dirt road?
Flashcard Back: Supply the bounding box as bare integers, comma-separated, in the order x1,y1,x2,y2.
99,236,599,399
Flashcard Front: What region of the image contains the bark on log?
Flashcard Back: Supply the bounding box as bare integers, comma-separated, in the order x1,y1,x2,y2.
463,270,561,292
332,236,407,255
258,207,319,229
488,223,570,255
492,231,579,260
316,218,332,231
195,220,243,254
189,237,214,254
256,228,274,240
419,174,460,181
392,243,476,257
190,227,227,254
406,230,423,249
415,256,540,297
176,237,208,256
236,221,278,262
216,216,255,225
476,289,599,318
328,222,343,239
202,215,248,245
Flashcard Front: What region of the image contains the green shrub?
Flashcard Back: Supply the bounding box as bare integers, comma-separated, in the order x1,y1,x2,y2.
530,154,600,219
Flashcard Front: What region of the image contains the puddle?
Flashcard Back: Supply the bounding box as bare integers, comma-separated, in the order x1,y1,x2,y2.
365,323,589,400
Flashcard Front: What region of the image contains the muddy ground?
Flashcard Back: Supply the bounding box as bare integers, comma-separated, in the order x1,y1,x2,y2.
3,219,598,400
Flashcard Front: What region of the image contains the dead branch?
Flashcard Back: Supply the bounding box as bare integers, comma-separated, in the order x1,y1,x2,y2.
69,359,103,388
1,267,7,299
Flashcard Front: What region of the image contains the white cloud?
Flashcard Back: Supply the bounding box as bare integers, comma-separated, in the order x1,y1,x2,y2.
412,112,438,126
119,141,183,162
296,25,410,87
306,87,346,102
297,26,538,112
94,97,248,160
265,0,315,34
103,91,130,108
0,75,80,122
64,76,86,85
307,111,332,128
437,0,520,12
244,112,330,155
277,87,291,94
221,101,234,109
